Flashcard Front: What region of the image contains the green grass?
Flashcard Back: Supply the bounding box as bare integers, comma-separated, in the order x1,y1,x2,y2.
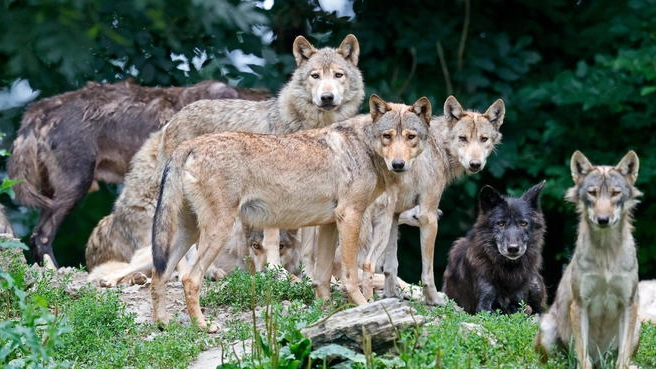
1,244,655,369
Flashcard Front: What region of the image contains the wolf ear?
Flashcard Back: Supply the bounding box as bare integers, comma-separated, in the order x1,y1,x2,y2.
411,97,432,125
443,95,464,125
479,185,505,214
521,180,546,209
570,150,593,184
293,36,318,66
616,150,639,185
337,34,360,66
484,99,505,129
369,94,391,121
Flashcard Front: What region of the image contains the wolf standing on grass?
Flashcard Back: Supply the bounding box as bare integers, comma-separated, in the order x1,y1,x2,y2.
85,34,364,271
150,94,432,332
535,151,641,369
441,182,547,315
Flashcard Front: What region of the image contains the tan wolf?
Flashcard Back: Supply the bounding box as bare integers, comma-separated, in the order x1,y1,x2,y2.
356,96,505,303
151,94,432,332
85,34,364,271
535,150,642,369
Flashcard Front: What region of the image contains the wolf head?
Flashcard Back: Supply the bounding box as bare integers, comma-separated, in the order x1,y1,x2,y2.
443,96,504,174
247,229,301,275
292,34,364,113
478,181,546,261
566,150,642,229
369,94,431,173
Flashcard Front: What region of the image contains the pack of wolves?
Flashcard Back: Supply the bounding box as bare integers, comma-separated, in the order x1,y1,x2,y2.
6,33,645,366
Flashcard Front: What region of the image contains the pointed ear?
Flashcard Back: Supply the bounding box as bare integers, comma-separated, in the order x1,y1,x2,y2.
411,97,432,125
616,150,639,185
292,36,317,66
337,34,360,66
570,151,593,184
443,95,464,126
484,99,505,129
369,94,391,121
479,185,505,214
521,180,546,209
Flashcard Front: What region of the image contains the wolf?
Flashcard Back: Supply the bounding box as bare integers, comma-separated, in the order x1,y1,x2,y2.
87,227,301,287
441,182,547,314
535,150,642,369
6,78,264,268
354,95,505,304
150,94,432,332
85,34,364,271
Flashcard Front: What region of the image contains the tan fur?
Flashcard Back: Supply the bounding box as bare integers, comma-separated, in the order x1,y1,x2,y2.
535,151,642,369
150,95,432,331
85,34,364,271
308,96,504,303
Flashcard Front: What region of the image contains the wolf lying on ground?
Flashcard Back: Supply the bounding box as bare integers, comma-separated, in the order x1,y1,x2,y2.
442,182,547,314
7,78,264,268
85,34,364,272
354,96,505,303
150,94,432,332
535,150,642,369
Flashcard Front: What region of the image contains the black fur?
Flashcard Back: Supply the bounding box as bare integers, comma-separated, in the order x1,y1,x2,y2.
442,182,547,314
151,164,171,274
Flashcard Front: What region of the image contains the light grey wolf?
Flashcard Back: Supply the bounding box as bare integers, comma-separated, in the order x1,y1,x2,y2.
356,96,505,304
638,280,656,323
150,94,432,332
6,78,264,268
535,150,642,369
85,34,364,271
442,182,547,314
87,227,301,287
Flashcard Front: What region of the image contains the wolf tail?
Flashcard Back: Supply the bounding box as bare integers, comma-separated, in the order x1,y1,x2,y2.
151,157,186,275
6,127,53,209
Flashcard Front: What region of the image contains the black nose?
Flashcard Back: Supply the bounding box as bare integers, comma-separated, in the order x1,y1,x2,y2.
469,160,481,171
321,93,334,103
507,245,520,254
597,216,609,226
391,159,406,171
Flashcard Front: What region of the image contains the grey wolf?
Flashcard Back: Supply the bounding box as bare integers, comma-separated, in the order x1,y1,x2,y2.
441,182,547,314
0,204,15,238
87,227,300,287
7,78,262,268
535,150,642,369
357,96,505,304
85,34,364,271
150,94,432,332
638,280,656,323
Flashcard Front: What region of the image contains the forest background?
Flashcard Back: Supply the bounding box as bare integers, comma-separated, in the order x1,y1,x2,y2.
1,0,655,300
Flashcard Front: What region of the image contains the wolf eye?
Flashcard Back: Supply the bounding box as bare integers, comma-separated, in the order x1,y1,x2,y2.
334,72,344,78
251,242,262,250
458,136,468,143
519,221,528,227
382,133,393,140
610,189,622,197
310,72,320,79
496,221,506,227
586,189,598,197
407,134,416,140
480,136,489,143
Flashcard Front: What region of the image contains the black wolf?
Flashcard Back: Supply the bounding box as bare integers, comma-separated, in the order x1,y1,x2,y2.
442,182,547,314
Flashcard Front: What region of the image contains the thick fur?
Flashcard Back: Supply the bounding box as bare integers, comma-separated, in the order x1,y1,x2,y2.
535,151,642,369
0,204,15,237
86,34,364,270
355,96,505,303
150,95,432,331
442,182,547,314
87,227,300,287
7,78,263,267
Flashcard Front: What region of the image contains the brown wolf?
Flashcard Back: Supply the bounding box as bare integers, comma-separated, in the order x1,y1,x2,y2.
357,96,505,303
150,94,432,332
87,227,301,287
6,78,264,267
85,34,364,271
442,182,547,315
535,150,642,369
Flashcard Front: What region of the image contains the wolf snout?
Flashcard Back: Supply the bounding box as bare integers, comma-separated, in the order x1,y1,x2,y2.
596,215,610,227
507,244,521,254
391,159,406,172
468,160,482,172
320,92,334,103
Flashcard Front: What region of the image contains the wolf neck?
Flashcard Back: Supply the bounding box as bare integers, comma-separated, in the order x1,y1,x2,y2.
578,214,634,253
273,85,359,134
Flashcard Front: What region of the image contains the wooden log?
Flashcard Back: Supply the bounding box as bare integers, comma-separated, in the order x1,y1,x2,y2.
301,298,425,352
